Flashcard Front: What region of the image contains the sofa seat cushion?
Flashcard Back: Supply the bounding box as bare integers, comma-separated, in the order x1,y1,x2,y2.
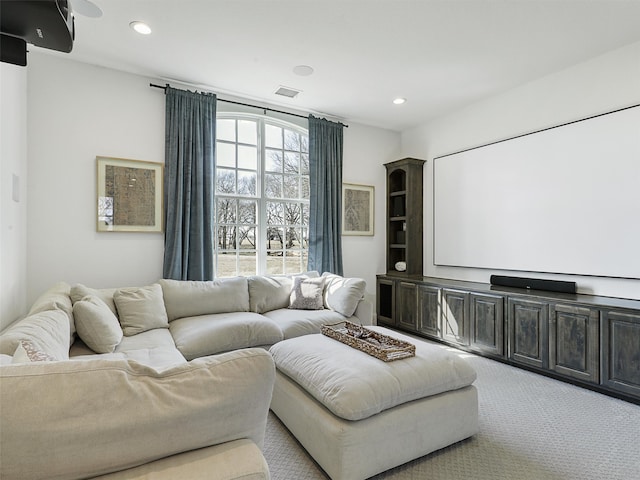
70,330,186,369
89,439,270,480
263,308,347,339
0,349,275,480
169,312,284,360
269,327,477,421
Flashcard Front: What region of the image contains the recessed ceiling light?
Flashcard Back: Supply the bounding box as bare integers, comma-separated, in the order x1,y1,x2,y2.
393,98,406,105
293,65,314,76
130,21,152,35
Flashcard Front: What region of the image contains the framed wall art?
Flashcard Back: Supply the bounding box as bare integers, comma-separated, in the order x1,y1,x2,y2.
342,183,374,236
96,156,163,232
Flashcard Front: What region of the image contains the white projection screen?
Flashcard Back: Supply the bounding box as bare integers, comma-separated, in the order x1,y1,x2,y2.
433,105,640,280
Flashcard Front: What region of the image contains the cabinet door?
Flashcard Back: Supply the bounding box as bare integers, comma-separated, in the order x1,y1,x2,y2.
376,278,395,327
601,310,640,397
417,285,440,339
549,304,599,383
508,298,549,369
397,281,418,331
469,293,504,357
442,289,469,345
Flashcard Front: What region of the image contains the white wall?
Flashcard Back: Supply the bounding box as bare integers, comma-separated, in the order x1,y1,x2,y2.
27,53,165,305
26,53,399,306
401,41,640,300
342,123,401,305
1,62,28,330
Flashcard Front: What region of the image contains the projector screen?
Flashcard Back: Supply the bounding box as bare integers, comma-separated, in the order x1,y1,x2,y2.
433,104,640,280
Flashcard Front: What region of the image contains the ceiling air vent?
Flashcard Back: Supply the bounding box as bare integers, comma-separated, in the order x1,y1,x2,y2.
274,86,301,98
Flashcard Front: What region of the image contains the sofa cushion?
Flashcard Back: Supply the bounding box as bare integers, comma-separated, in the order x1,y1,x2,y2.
289,276,325,310
169,312,283,360
159,277,250,321
270,328,477,421
0,309,70,360
70,284,119,316
248,272,319,314
28,280,74,327
113,284,169,336
263,308,347,339
72,295,123,353
322,272,366,317
0,349,276,480
115,329,186,369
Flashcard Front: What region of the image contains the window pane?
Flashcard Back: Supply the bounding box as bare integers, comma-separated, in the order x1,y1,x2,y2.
216,252,237,277
238,226,256,250
283,175,299,199
284,129,299,151
216,198,236,223
284,251,303,274
216,142,236,168
238,120,257,145
239,200,257,224
301,177,310,199
217,226,237,250
265,149,282,173
300,135,309,154
265,124,282,148
284,152,299,174
216,168,236,194
284,202,301,226
302,227,309,248
217,119,235,142
238,171,257,196
302,204,309,225
238,145,257,170
266,255,284,275
238,252,257,277
265,173,282,198
301,153,309,175
267,227,284,249
267,201,283,225
285,227,302,248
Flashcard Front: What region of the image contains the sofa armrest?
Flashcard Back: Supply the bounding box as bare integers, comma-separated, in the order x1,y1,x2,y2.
0,348,275,480
353,298,374,325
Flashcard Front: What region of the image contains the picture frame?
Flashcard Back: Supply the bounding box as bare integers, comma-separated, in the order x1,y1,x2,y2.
342,183,374,236
96,156,163,232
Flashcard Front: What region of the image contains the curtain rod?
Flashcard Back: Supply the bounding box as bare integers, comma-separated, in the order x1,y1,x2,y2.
150,83,348,127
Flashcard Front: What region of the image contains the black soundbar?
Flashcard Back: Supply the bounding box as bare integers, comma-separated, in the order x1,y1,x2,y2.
490,275,577,294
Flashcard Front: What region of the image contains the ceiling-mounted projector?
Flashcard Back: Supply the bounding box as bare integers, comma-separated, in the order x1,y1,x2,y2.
1,0,75,66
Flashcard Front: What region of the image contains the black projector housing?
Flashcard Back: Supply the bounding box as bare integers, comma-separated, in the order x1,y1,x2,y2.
1,0,75,66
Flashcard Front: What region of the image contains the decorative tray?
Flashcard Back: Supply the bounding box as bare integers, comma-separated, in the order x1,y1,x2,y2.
321,321,415,362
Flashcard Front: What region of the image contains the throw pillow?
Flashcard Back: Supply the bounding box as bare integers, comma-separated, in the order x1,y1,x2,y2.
113,284,169,336
289,276,325,310
70,284,119,316
12,340,56,363
322,272,366,317
72,295,123,353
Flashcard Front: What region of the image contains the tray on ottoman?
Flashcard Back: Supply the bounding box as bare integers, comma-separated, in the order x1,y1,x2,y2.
321,321,415,361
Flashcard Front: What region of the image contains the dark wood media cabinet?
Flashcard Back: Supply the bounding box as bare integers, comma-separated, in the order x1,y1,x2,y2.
376,275,640,404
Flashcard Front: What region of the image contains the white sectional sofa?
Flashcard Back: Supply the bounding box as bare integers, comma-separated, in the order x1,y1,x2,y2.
0,272,371,480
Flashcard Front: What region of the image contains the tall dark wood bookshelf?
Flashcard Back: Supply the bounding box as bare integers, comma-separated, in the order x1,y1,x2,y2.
384,158,425,277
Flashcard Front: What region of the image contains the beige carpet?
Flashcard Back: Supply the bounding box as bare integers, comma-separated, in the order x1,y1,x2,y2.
263,341,640,480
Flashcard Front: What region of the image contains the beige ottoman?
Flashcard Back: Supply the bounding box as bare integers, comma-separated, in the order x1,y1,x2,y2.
269,327,478,480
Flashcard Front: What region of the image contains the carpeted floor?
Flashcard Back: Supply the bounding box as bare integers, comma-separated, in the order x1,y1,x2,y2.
263,341,640,480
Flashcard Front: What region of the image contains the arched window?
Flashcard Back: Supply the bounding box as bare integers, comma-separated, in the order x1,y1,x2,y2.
215,114,309,276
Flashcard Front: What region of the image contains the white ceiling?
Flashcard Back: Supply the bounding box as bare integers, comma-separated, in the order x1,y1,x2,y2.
52,0,640,132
